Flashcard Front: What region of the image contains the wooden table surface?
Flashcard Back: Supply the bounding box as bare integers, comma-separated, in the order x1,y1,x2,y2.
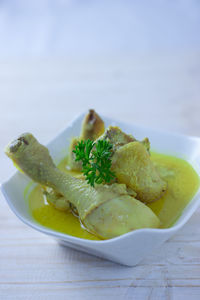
0,53,200,299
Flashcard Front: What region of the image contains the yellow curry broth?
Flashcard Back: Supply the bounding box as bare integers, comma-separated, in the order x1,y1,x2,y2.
29,153,199,240
29,185,99,240
148,153,199,228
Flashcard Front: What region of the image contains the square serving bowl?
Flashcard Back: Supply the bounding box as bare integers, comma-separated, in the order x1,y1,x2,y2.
1,112,200,266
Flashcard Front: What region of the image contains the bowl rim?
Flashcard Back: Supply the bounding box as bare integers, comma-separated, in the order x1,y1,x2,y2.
1,111,200,245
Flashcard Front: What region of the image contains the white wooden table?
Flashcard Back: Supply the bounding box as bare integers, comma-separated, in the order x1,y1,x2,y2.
0,53,200,299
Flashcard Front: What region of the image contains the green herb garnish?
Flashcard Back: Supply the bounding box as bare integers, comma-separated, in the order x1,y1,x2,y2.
73,139,116,187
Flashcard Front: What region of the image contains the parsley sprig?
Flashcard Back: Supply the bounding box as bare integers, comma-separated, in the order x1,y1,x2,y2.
73,139,116,187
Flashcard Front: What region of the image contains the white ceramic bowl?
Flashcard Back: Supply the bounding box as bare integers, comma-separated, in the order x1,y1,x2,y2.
1,112,200,266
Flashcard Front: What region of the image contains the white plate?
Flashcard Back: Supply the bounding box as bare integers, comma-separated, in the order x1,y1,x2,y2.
1,112,200,266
